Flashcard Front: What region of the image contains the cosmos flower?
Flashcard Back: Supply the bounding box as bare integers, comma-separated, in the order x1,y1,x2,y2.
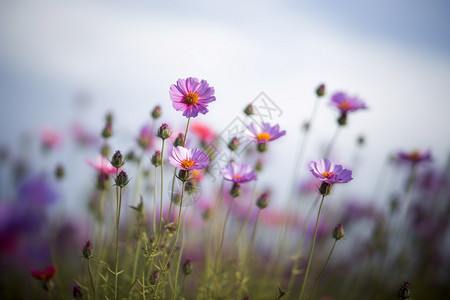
137,124,154,150
170,77,216,118
86,155,118,175
309,158,353,184
330,92,367,114
245,122,286,144
30,265,57,282
169,146,210,170
397,150,432,164
221,162,257,183
41,127,62,150
191,121,217,143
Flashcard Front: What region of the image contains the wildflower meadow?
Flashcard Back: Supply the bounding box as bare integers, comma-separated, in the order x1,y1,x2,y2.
0,75,448,300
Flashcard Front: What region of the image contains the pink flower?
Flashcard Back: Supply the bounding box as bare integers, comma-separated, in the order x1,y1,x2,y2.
397,150,432,164
221,162,257,183
330,92,367,114
137,124,153,150
41,127,62,150
309,158,353,184
169,146,210,170
86,155,118,175
170,77,216,118
30,265,57,282
191,121,217,143
245,122,286,144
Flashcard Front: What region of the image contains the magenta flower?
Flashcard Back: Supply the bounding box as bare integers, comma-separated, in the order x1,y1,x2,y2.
30,265,57,282
330,92,367,113
245,122,286,144
170,77,216,118
41,127,62,150
87,155,119,175
309,158,353,184
397,150,432,164
137,124,153,150
169,146,210,170
221,162,257,183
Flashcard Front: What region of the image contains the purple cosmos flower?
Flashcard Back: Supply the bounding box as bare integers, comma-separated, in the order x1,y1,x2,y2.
221,162,257,183
170,77,216,118
397,150,432,164
169,146,210,170
330,92,367,114
245,122,286,144
309,158,353,184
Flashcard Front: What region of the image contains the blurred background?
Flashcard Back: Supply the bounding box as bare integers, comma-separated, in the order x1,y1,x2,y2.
0,1,450,298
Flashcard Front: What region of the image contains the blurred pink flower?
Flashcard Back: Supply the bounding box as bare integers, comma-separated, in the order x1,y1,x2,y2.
30,265,57,282
397,150,432,164
41,127,62,150
191,121,217,143
86,155,118,175
330,92,367,114
221,162,257,184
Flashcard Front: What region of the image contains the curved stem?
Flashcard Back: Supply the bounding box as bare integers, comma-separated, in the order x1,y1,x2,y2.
310,239,338,300
298,194,326,300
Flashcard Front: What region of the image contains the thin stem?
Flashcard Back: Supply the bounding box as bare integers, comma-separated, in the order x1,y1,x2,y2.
173,205,189,300
250,208,262,247
323,126,340,159
298,194,326,300
231,181,258,249
153,166,158,236
310,239,338,300
159,140,165,235
114,185,123,300
216,196,236,263
182,117,191,147
87,259,96,300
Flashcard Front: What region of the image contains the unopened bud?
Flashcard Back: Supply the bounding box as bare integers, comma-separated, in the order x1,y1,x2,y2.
73,284,83,298
228,137,239,151
230,182,241,197
256,191,270,209
278,284,288,299
182,259,193,275
256,143,267,153
357,135,365,146
54,164,65,180
151,151,162,167
151,105,161,119
105,112,113,123
115,170,130,187
244,104,254,116
332,224,345,240
184,181,197,195
82,240,94,259
149,270,160,285
255,159,263,172
174,133,185,147
398,281,411,299
111,150,125,169
178,169,191,182
157,123,171,140
102,122,113,138
97,172,109,190
316,83,325,97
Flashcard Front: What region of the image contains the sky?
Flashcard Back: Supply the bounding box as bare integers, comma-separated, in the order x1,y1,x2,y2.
0,0,449,211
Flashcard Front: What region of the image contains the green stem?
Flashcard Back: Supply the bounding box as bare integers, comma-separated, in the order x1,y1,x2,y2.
153,166,158,236
182,117,191,147
114,185,123,300
159,140,165,235
173,206,189,299
250,208,262,247
298,194,326,300
87,259,96,300
310,239,338,300
216,196,236,263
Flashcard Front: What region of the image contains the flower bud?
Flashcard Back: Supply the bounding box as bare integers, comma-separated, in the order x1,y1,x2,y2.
115,170,130,187
111,150,125,169
165,223,177,235
398,281,411,299
149,270,160,285
332,224,345,240
73,284,83,298
184,181,197,195
255,158,263,172
357,135,365,146
256,192,270,209
101,143,111,158
126,150,136,162
303,122,310,132
151,105,161,119
244,104,254,116
157,123,171,140
178,169,191,182
151,151,162,167
315,83,325,97
319,182,332,196
202,208,211,220
182,259,193,275
228,137,239,151
102,122,113,138
82,240,94,259
337,113,347,126
230,182,241,197
97,172,109,190
174,133,185,147
54,164,65,180
278,284,288,299
105,112,113,123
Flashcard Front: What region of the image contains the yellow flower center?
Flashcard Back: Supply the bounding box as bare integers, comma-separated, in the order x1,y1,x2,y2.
408,151,421,161
233,175,242,179
184,92,199,105
322,171,334,179
256,132,271,141
338,101,351,110
181,159,195,169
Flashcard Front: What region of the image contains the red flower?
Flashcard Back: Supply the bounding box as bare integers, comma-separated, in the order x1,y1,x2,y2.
30,265,57,282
